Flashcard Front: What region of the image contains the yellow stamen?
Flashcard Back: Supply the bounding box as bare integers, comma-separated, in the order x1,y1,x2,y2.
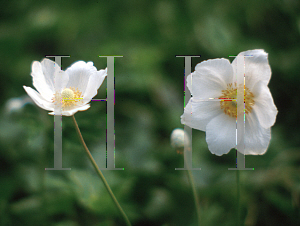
52,87,83,110
219,83,255,118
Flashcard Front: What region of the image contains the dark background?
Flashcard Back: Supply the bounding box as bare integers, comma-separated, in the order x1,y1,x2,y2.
0,0,299,225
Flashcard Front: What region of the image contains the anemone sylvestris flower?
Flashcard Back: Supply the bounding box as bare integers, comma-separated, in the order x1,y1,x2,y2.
23,58,107,116
181,49,278,156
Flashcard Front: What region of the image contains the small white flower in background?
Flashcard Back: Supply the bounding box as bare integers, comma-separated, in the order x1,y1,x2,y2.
23,58,107,116
181,49,278,156
5,96,32,114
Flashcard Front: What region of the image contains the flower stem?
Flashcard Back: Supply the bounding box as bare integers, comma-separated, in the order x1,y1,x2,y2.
72,115,131,226
186,168,201,226
236,170,241,226
181,146,201,226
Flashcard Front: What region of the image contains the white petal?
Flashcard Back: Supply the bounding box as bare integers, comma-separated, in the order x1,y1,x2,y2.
23,86,54,111
82,68,107,104
251,81,278,129
54,70,69,93
65,61,97,94
232,49,271,90
205,114,236,156
31,59,56,101
189,59,233,98
181,98,222,131
87,62,94,67
243,110,271,155
49,104,90,116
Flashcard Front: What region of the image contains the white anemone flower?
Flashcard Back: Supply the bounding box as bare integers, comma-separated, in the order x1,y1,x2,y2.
23,58,107,116
181,49,278,156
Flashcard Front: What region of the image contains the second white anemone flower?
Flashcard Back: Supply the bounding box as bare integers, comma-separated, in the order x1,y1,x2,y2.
23,58,107,116
181,49,278,156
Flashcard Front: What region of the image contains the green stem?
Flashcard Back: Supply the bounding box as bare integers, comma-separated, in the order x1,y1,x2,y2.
186,169,201,226
237,170,241,226
72,115,131,226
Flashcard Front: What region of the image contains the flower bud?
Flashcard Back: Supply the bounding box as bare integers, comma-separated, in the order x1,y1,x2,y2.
170,128,190,150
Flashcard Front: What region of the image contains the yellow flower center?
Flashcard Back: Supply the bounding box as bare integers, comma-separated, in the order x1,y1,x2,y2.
61,88,74,100
52,87,83,110
219,83,255,118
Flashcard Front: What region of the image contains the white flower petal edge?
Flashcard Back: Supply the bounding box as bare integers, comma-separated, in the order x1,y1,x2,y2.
23,86,54,111
232,49,271,90
82,68,107,104
181,100,222,131
206,113,236,156
31,59,64,101
65,61,99,95
49,104,91,116
190,59,233,99
251,81,278,129
244,109,271,155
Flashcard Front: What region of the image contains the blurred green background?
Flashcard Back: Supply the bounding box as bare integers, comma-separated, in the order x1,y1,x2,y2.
0,0,299,225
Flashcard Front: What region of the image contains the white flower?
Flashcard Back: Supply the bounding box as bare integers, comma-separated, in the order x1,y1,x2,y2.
23,58,107,116
5,96,32,114
181,49,278,156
